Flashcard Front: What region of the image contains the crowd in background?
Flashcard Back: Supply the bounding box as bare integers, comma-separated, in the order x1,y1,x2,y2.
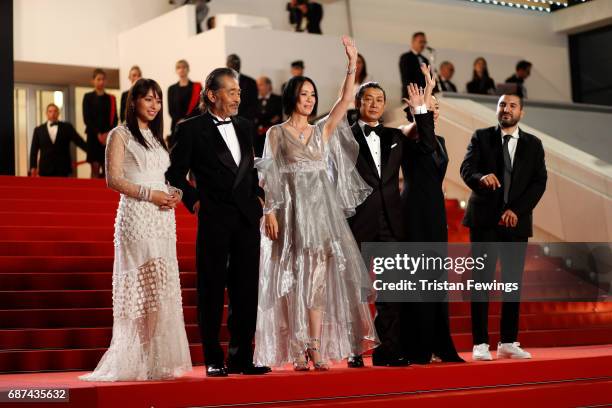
28,25,532,179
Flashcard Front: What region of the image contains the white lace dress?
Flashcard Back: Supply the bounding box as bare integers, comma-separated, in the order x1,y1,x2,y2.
79,125,192,381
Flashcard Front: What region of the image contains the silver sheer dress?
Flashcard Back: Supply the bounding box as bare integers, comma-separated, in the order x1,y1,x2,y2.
80,125,192,381
254,116,379,367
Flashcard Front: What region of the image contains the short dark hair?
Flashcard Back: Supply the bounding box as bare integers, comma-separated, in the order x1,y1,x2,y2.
291,60,304,69
206,16,216,29
226,54,241,73
440,61,453,69
92,68,106,79
412,32,426,40
282,76,318,117
516,60,532,71
125,78,166,151
500,93,524,109
355,82,386,108
201,67,239,111
259,76,272,87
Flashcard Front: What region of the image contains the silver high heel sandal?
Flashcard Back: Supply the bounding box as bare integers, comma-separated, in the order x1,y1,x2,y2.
307,338,329,371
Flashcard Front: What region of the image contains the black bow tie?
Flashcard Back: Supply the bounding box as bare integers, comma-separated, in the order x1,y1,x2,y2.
49,122,58,127
364,124,383,136
213,119,232,126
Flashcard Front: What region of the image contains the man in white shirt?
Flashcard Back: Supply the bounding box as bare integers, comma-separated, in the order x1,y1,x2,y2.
166,67,270,377
346,81,430,368
29,103,87,177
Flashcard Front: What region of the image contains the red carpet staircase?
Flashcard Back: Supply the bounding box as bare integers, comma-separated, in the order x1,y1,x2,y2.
0,175,611,373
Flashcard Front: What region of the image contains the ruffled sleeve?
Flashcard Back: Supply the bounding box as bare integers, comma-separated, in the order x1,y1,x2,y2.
255,126,285,214
317,115,372,217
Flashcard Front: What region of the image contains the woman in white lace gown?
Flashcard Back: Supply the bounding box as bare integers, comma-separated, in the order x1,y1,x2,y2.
80,79,192,381
254,37,379,370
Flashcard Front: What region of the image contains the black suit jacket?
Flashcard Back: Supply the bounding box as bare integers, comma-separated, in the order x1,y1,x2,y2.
460,126,547,237
120,90,128,123
254,93,283,157
287,2,323,34
166,112,263,226
400,112,449,242
238,74,258,121
30,122,87,177
439,79,457,93
399,51,429,98
348,122,405,243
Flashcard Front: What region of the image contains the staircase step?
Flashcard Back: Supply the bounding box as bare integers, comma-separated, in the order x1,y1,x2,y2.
0,211,196,227
0,272,196,290
0,226,198,242
0,256,196,272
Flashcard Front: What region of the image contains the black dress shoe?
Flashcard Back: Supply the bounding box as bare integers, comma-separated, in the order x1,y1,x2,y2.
227,364,272,375
347,355,364,368
206,364,228,377
372,356,410,367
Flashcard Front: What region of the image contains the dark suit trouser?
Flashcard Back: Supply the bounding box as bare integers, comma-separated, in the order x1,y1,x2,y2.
470,227,527,345
369,212,403,362
196,208,260,367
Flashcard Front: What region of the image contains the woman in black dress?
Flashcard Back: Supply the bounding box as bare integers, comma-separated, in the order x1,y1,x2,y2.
83,68,118,178
466,57,496,95
167,59,202,135
400,84,464,364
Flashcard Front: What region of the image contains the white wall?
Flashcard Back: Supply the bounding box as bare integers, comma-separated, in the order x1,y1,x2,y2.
13,0,173,67
15,0,572,102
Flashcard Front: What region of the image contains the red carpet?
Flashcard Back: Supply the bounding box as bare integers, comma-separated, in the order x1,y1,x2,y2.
1,346,611,407
0,175,611,406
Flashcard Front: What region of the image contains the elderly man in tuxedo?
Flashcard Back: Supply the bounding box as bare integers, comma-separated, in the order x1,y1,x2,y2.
29,103,87,177
166,68,270,377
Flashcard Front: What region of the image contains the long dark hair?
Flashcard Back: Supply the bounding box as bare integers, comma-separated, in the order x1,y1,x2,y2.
282,75,319,117
472,57,491,82
125,78,166,151
356,53,368,84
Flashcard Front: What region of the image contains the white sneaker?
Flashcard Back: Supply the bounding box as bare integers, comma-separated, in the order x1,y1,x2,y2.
497,342,532,359
472,343,492,361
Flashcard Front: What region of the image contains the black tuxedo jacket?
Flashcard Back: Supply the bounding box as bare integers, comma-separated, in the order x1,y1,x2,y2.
254,93,283,156
120,90,128,122
439,79,457,93
401,112,449,242
348,122,405,243
30,122,87,177
399,51,429,98
460,126,547,237
166,112,263,226
238,74,258,121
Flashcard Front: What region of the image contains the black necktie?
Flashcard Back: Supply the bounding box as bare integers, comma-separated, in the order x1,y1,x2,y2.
502,134,513,204
49,122,58,127
364,124,383,136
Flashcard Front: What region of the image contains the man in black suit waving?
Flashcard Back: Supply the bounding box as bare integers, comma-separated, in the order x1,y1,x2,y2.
346,82,407,368
166,68,270,377
460,93,547,361
29,103,87,177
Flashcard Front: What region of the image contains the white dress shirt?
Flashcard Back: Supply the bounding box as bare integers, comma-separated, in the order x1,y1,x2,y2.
47,121,58,144
501,126,520,166
212,113,242,165
358,119,382,177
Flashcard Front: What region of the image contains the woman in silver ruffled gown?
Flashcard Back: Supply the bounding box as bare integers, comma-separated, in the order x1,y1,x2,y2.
254,36,379,371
